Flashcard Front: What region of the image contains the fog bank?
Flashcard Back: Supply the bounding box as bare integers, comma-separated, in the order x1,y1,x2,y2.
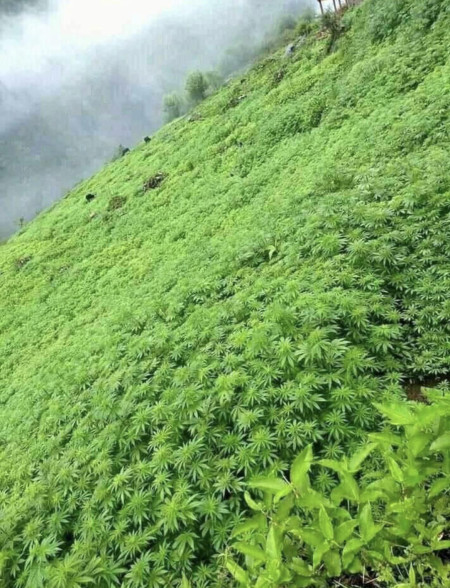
0,0,313,239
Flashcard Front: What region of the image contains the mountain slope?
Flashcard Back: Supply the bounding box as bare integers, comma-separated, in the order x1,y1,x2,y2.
1,0,450,585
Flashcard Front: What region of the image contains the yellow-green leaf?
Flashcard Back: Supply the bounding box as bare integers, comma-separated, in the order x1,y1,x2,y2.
430,432,450,453
335,519,358,544
266,525,281,561
428,476,448,498
387,457,404,483
234,542,267,562
375,402,416,426
226,559,250,585
358,504,380,543
249,477,290,495
348,443,378,473
319,506,334,541
244,491,263,511
323,550,342,577
312,541,330,570
290,444,313,491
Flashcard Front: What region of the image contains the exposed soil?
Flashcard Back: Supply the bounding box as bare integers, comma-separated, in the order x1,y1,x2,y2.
329,573,383,587
403,375,447,403
143,172,167,191
107,196,126,211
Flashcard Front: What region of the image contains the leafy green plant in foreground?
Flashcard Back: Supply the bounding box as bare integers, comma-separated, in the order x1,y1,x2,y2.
226,393,450,587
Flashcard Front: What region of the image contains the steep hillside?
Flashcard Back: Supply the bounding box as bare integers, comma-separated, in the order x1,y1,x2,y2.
0,0,450,585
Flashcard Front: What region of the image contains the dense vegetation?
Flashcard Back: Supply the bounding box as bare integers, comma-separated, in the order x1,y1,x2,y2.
227,392,450,586
161,14,307,123
0,0,449,585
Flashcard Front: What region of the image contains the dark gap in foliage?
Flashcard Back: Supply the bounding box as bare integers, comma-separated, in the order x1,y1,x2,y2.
14,256,32,270
403,375,448,403
107,196,127,212
143,172,167,191
328,573,382,587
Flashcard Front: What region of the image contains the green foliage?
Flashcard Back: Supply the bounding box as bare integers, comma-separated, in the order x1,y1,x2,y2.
0,0,450,584
204,71,224,93
226,394,450,587
410,0,446,31
185,71,209,105
163,92,184,122
321,10,346,54
367,0,406,42
276,14,297,36
295,12,315,38
164,71,223,120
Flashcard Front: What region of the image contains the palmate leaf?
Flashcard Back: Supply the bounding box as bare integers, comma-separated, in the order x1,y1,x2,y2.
3,0,450,585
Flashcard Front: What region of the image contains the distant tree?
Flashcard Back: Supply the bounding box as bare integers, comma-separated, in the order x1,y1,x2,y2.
204,71,224,94
185,71,208,105
321,9,344,53
163,93,183,122
277,14,297,35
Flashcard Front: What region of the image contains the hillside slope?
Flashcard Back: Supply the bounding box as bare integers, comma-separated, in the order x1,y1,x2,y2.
1,0,450,585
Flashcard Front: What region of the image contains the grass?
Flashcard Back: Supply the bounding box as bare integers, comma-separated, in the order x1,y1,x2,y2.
0,0,450,585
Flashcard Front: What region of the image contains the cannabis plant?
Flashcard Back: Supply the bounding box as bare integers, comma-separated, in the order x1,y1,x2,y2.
226,393,450,586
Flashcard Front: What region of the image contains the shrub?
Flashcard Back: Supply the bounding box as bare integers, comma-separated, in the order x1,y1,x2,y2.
163,92,183,122
368,0,405,43
410,0,445,31
321,10,345,54
225,393,450,587
185,71,209,105
277,14,297,36
204,71,224,94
